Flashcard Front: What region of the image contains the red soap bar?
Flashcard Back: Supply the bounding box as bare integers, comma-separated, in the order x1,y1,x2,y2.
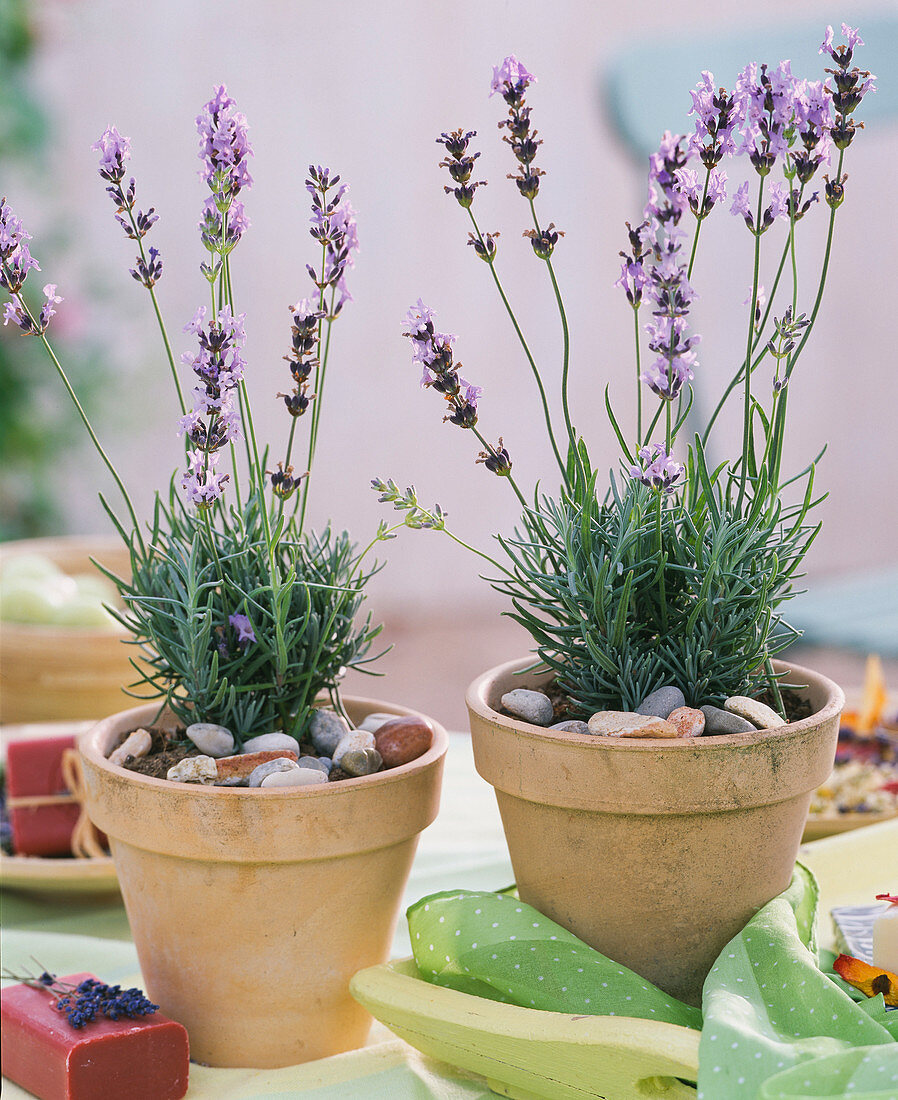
1,973,189,1100
7,736,80,856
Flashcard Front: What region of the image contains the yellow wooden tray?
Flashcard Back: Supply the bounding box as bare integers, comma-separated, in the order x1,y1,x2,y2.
351,819,896,1100
0,850,119,895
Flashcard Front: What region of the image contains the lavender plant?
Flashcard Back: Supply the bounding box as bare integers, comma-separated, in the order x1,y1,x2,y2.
376,27,875,715
1,86,401,742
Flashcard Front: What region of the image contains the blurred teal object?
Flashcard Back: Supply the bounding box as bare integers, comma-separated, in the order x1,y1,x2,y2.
603,14,898,163
786,568,898,657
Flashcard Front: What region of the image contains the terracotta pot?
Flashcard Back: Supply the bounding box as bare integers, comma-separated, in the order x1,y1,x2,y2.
466,658,843,1006
0,536,136,723
79,699,448,1067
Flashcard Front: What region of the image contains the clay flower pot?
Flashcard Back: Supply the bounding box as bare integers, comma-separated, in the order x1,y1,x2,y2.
0,536,136,723
79,698,447,1068
466,658,843,1006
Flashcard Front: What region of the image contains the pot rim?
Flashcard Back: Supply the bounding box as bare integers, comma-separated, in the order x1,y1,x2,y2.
79,697,449,799
466,656,844,751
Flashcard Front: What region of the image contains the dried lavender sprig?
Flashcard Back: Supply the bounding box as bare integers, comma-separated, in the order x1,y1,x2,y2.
2,966,158,1030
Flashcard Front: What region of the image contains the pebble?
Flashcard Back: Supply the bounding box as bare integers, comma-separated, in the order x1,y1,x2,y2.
587,711,679,738
724,696,786,730
260,767,328,788
635,686,685,720
550,720,591,735
167,755,219,784
356,712,397,734
340,748,383,777
215,749,298,783
297,755,329,774
242,732,300,754
248,758,302,787
309,709,351,756
374,716,434,768
500,689,554,727
108,728,153,766
185,722,235,758
700,705,756,735
666,706,706,738
332,730,376,768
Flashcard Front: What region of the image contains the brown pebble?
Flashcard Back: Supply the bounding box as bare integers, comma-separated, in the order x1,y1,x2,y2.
374,716,434,768
214,749,298,782
666,706,706,738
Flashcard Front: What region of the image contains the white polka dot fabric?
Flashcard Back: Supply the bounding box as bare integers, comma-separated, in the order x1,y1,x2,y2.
407,865,898,1098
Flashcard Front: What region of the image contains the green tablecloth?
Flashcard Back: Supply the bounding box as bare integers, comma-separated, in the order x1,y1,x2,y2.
1,732,512,1098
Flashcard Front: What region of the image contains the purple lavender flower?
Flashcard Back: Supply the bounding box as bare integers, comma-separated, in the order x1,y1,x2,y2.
645,132,690,227
228,613,256,647
629,444,685,493
403,302,479,429
402,299,436,339
178,305,246,504
181,449,229,509
93,125,164,282
91,126,131,182
196,85,253,197
38,284,63,329
492,56,545,200
437,129,486,208
0,198,40,300
730,180,753,227
688,71,738,168
490,56,536,102
638,224,699,401
305,167,359,315
615,220,650,307
195,85,253,260
765,182,790,221
819,23,864,63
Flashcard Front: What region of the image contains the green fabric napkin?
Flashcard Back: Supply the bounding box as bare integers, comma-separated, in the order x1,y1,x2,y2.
408,864,898,1100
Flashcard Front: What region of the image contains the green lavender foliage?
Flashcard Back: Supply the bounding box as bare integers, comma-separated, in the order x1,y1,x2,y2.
98,483,383,743
493,441,821,715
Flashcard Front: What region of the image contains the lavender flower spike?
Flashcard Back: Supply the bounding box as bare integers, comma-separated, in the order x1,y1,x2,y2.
629,444,685,493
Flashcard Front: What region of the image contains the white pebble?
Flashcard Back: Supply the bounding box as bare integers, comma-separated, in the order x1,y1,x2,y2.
186,722,235,758
356,712,397,734
167,755,218,784
248,758,302,787
260,767,328,788
108,728,152,766
242,732,300,754
724,696,786,729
